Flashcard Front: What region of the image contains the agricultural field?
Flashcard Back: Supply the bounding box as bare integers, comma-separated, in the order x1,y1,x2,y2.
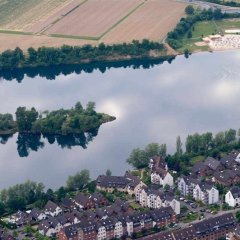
102,0,187,43
0,0,75,31
0,0,187,52
45,0,144,38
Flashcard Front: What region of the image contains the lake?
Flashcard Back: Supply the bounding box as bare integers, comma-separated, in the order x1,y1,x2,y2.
1,50,240,189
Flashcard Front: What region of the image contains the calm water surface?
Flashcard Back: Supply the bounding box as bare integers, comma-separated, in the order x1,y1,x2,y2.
1,51,240,189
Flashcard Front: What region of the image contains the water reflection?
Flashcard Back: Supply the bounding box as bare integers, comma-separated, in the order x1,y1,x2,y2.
1,50,240,189
0,128,99,157
0,56,175,82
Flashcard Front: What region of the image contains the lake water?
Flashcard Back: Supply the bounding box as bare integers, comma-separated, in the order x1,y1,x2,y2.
1,50,240,189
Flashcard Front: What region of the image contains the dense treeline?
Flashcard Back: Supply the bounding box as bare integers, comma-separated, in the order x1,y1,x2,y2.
0,102,115,135
0,40,165,70
167,7,240,49
127,128,240,175
0,170,93,217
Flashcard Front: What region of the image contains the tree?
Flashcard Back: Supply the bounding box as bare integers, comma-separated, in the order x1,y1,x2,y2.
159,144,167,158
66,169,90,190
46,189,55,201
15,107,38,132
185,5,195,15
56,187,66,201
187,31,192,38
145,143,161,158
106,169,112,176
176,136,183,155
127,148,148,169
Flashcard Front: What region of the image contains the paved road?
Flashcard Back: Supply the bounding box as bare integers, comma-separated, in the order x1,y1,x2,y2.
177,0,240,13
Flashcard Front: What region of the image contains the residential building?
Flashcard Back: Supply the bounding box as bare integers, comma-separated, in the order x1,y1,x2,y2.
193,182,219,204
44,200,62,217
225,186,240,207
151,169,174,187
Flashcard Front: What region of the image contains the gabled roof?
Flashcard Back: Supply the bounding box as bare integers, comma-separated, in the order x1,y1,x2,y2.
229,186,240,198
152,168,168,178
173,226,196,240
150,156,167,170
44,200,60,212
96,175,131,189
29,208,45,219
62,198,76,209
204,157,221,170
74,193,91,205
191,162,208,174
193,213,236,235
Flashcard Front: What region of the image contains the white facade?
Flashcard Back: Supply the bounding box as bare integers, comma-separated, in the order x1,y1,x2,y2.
126,221,133,236
235,153,240,163
151,172,173,187
114,222,123,238
147,194,162,209
178,178,189,196
225,190,240,207
44,206,62,217
207,187,219,204
97,226,106,240
193,184,219,204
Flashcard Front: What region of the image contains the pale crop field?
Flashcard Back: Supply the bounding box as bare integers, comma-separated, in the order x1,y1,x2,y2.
101,0,187,44
45,0,144,37
0,0,75,30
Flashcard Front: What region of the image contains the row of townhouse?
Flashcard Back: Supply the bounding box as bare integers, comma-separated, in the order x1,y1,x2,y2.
96,171,145,195
178,176,219,204
58,206,176,240
39,198,131,237
9,191,110,227
139,212,237,240
137,187,180,215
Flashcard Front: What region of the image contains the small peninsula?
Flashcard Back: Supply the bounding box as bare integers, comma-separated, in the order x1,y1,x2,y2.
0,102,116,136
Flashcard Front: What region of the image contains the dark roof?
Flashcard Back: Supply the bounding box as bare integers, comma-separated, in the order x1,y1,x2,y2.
152,168,167,178
191,162,208,174
96,175,130,189
230,186,240,198
204,157,221,170
198,181,214,192
60,225,78,238
150,156,167,170
62,198,76,209
220,154,236,168
173,226,196,240
44,200,60,212
193,213,236,236
74,193,91,205
150,206,175,222
29,208,44,219
214,170,237,184
139,231,174,240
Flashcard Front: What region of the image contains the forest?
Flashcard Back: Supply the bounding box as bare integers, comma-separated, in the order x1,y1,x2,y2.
0,102,115,135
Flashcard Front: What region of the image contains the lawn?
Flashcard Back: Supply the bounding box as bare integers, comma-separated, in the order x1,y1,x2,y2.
215,19,240,31
191,21,219,38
